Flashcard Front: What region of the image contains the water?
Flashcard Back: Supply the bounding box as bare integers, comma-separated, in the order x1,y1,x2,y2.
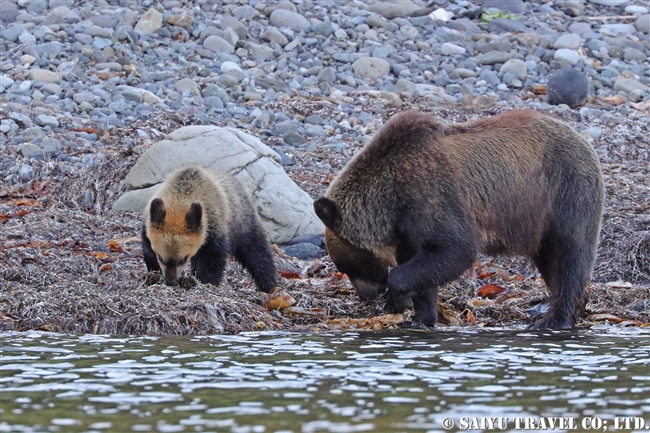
1,328,649,433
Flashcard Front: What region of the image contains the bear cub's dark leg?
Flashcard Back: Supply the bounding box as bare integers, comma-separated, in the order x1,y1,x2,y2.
191,232,230,285
232,220,278,293
141,225,161,273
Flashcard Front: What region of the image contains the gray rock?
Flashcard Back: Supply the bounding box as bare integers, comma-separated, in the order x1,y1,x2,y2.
108,100,128,113
204,96,224,109
554,48,581,65
623,47,646,62
477,51,512,65
588,0,627,5
613,78,649,94
27,1,48,14
0,75,14,89
73,92,96,104
281,242,325,260
40,83,62,94
352,57,390,79
19,143,42,158
24,127,45,141
635,14,650,33
94,62,122,72
134,9,163,34
269,9,310,32
2,24,27,42
554,34,581,50
487,18,530,33
263,27,288,47
168,12,193,27
117,86,144,103
203,35,234,53
19,32,36,44
233,5,258,20
18,164,35,181
372,45,393,58
92,38,113,50
34,115,59,128
312,19,335,37
28,69,62,83
366,14,389,29
547,68,588,108
288,233,324,248
600,24,636,35
35,42,63,59
113,126,324,243
483,0,526,13
477,41,512,54
500,59,527,78
246,42,277,60
221,16,247,39
217,74,239,87
454,68,476,78
43,6,80,25
395,78,416,94
175,78,199,95
49,0,75,7
86,26,112,38
317,67,336,84
568,22,592,35
625,5,648,14
41,137,62,154
440,42,466,55
284,130,307,146
480,69,501,86
367,1,422,18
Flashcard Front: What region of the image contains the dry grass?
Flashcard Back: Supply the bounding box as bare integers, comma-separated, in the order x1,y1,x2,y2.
1,102,649,334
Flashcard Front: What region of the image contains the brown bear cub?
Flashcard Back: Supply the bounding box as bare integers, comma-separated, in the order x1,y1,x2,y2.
142,166,277,292
314,110,604,330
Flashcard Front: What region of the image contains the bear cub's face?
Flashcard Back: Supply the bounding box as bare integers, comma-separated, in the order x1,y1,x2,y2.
147,198,205,286
315,197,389,301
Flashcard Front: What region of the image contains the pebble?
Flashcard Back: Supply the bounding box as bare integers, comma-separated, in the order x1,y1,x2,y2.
613,79,649,94
547,68,589,108
27,69,62,83
134,9,163,34
352,57,391,79
553,34,581,50
0,0,645,188
281,242,326,260
270,9,310,32
554,49,582,65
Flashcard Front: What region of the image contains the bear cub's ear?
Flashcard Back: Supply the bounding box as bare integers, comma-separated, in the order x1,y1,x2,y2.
185,202,203,233
314,197,339,227
150,198,167,229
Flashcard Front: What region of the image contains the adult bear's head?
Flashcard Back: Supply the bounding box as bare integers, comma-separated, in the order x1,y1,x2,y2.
314,197,390,301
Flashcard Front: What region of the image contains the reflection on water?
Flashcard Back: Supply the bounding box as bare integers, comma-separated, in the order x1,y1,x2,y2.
1,328,649,432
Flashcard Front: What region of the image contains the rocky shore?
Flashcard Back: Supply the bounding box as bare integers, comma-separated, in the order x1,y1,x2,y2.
1,0,649,334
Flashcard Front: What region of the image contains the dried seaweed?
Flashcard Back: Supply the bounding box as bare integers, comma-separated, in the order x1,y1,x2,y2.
1,104,649,334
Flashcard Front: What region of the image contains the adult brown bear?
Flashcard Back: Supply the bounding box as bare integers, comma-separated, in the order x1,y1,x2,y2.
314,110,604,330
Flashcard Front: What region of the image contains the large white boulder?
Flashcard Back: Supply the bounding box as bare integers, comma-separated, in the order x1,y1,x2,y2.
113,125,324,243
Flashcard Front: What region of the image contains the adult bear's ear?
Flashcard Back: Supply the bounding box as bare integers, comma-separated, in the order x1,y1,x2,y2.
314,197,339,227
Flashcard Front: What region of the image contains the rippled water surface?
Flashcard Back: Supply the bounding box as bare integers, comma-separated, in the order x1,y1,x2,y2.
1,329,649,432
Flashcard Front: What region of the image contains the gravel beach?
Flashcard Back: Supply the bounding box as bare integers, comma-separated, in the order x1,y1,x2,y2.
1,0,649,334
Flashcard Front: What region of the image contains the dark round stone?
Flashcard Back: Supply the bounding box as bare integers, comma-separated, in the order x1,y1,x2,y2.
547,68,589,108
281,242,325,260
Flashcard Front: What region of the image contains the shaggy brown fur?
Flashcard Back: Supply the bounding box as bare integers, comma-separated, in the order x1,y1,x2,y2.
315,110,604,330
143,166,277,291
